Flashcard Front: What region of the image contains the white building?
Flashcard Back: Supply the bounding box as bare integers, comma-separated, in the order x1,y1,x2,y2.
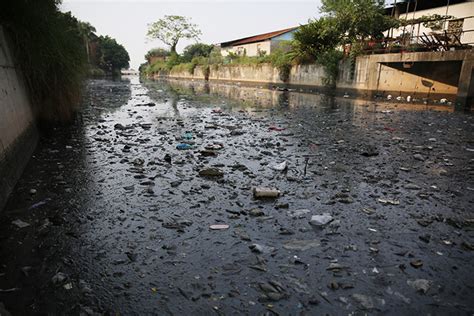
385,0,474,47
219,27,298,57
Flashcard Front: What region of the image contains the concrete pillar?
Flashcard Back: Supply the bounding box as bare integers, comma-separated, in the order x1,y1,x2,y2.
456,59,474,111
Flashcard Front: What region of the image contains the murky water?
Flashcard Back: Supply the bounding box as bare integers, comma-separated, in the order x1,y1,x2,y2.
1,77,473,315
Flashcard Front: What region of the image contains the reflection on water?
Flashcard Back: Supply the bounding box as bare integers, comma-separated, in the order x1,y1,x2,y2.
144,78,454,114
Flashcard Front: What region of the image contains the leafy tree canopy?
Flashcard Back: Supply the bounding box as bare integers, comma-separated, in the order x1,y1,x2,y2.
182,43,214,62
146,15,201,53
321,0,399,42
98,35,130,72
293,17,342,59
145,48,170,60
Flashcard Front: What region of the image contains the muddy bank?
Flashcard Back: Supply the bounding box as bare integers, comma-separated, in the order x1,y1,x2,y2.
0,77,473,315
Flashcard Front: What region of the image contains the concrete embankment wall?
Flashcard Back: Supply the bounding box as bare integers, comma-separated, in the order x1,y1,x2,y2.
166,63,326,87
159,50,474,104
0,26,38,211
337,53,466,101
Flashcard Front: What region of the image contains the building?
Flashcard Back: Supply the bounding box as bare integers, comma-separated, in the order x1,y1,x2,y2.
385,0,474,48
219,27,298,57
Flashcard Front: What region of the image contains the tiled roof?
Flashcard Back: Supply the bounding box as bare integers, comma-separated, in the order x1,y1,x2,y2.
220,27,298,47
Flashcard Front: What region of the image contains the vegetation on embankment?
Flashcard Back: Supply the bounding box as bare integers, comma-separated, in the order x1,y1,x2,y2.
0,0,129,123
141,0,400,86
141,44,296,83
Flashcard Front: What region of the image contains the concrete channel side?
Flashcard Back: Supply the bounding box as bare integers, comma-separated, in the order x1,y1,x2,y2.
158,50,474,108
0,26,38,211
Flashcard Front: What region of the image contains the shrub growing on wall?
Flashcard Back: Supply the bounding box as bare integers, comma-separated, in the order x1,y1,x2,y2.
0,0,89,123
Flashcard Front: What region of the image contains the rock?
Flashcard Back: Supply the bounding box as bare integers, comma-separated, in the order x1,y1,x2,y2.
352,294,375,309
283,239,320,251
309,213,333,227
287,209,310,218
199,168,224,177
170,181,182,188
413,154,425,161
407,279,432,294
404,183,421,190
200,150,218,157
114,123,126,130
419,234,431,243
258,281,287,301
327,263,345,271
133,158,144,166
51,272,67,284
410,259,423,268
11,219,30,228
29,189,37,195
249,244,275,254
249,208,265,217
361,145,379,157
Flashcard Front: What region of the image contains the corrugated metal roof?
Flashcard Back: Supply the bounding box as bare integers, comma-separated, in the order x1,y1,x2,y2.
220,27,298,47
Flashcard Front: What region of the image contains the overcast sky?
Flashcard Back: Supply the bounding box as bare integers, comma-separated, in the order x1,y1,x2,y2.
61,0,322,69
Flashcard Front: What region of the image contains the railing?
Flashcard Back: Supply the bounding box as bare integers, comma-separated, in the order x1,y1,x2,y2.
356,16,474,55
359,29,474,55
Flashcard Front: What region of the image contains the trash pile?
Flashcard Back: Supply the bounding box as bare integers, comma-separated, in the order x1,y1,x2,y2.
0,78,473,315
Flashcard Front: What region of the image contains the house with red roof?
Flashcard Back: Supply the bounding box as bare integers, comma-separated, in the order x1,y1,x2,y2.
219,26,298,57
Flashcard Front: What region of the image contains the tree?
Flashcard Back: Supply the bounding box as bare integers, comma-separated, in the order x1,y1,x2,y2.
146,15,201,54
145,48,170,61
293,17,342,60
98,35,130,74
77,21,96,62
321,0,398,42
182,43,213,62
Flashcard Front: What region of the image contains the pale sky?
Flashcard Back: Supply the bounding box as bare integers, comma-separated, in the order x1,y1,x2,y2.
61,0,323,69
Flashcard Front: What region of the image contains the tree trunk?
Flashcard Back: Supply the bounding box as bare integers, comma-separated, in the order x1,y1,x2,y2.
170,42,177,54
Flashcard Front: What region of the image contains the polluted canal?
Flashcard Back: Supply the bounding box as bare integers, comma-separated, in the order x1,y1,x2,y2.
1,76,473,315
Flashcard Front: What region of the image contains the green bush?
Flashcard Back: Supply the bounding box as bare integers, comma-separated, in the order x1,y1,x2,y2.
89,67,106,77
269,48,293,82
317,50,343,87
145,47,170,61
182,43,213,62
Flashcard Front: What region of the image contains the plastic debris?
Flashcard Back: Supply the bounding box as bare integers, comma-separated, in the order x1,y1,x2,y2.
52,272,67,284
11,219,30,228
210,224,229,230
407,279,432,294
271,161,288,171
287,209,310,218
268,126,285,131
199,168,224,177
249,243,275,254
253,187,280,198
309,213,333,227
183,131,193,140
176,143,193,150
